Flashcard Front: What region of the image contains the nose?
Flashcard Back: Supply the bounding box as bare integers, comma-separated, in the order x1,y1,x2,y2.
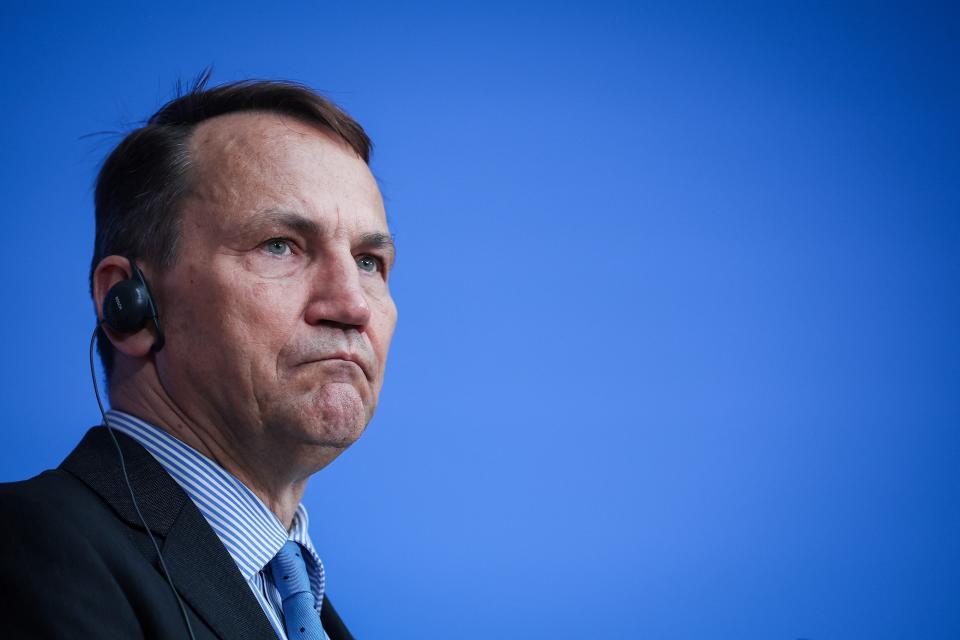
303,253,372,329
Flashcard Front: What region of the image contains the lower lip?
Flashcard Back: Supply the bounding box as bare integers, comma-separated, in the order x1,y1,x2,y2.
309,358,365,376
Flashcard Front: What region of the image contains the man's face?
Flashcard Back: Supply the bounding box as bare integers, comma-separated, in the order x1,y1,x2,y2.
154,112,396,466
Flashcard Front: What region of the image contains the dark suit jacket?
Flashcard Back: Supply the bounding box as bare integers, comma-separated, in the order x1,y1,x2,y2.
0,427,354,640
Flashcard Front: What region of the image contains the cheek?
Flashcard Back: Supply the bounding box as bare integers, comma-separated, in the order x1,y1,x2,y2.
178,276,303,360
227,280,304,346
369,295,398,366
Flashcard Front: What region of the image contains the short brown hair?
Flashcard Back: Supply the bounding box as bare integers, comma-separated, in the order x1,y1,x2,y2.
92,72,372,380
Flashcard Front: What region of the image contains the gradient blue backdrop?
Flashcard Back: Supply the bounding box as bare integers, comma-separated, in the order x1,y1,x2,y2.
1,2,958,638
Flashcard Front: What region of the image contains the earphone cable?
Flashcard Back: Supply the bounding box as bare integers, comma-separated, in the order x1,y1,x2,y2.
89,325,198,640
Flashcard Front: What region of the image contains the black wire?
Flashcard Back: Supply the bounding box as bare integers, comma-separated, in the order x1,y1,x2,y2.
89,326,198,640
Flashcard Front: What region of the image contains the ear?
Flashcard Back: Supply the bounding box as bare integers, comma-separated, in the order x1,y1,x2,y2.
92,255,156,358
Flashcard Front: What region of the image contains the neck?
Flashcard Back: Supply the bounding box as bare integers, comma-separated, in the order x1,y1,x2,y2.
107,363,334,529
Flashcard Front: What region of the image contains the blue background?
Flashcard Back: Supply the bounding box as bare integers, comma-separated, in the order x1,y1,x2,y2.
1,2,958,638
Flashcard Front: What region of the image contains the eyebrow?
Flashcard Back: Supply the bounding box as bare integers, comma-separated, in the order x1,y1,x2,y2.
358,231,397,266
244,208,321,237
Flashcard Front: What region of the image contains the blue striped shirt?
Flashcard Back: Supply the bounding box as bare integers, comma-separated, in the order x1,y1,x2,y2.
105,410,327,640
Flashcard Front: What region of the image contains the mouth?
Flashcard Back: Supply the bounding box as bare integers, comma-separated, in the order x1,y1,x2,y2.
308,353,372,380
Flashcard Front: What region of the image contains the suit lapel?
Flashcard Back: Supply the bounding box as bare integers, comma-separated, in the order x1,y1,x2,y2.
60,426,187,535
162,492,279,640
320,596,354,640
61,427,277,640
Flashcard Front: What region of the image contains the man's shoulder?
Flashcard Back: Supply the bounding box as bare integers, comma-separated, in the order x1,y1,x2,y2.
0,467,102,530
0,426,179,556
0,456,179,638
1,428,122,524
1,465,86,495
0,464,143,565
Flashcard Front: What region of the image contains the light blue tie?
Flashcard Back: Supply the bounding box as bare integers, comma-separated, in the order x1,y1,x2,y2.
269,541,325,640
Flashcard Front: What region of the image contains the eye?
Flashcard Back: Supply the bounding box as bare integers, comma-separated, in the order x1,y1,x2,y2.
356,254,382,273
263,238,293,257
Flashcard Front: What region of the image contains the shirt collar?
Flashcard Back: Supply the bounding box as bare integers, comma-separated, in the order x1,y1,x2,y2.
104,409,322,585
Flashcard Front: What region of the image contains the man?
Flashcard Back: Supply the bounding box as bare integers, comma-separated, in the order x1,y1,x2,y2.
0,76,397,639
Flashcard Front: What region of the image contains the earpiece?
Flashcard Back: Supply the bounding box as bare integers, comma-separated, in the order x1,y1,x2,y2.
101,257,165,352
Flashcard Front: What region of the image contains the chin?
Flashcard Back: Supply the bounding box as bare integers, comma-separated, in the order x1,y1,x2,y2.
305,383,372,448
312,426,366,451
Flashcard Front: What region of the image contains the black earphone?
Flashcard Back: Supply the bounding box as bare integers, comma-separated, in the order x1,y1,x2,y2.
101,257,166,351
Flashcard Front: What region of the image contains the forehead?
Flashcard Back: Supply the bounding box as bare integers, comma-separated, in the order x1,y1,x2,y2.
186,111,386,234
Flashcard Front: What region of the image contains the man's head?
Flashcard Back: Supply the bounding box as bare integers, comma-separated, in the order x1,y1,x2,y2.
91,76,397,469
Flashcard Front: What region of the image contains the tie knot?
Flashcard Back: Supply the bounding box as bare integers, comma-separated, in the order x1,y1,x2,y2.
270,540,313,600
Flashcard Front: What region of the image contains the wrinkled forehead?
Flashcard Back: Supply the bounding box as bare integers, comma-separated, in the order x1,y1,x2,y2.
186,111,386,230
